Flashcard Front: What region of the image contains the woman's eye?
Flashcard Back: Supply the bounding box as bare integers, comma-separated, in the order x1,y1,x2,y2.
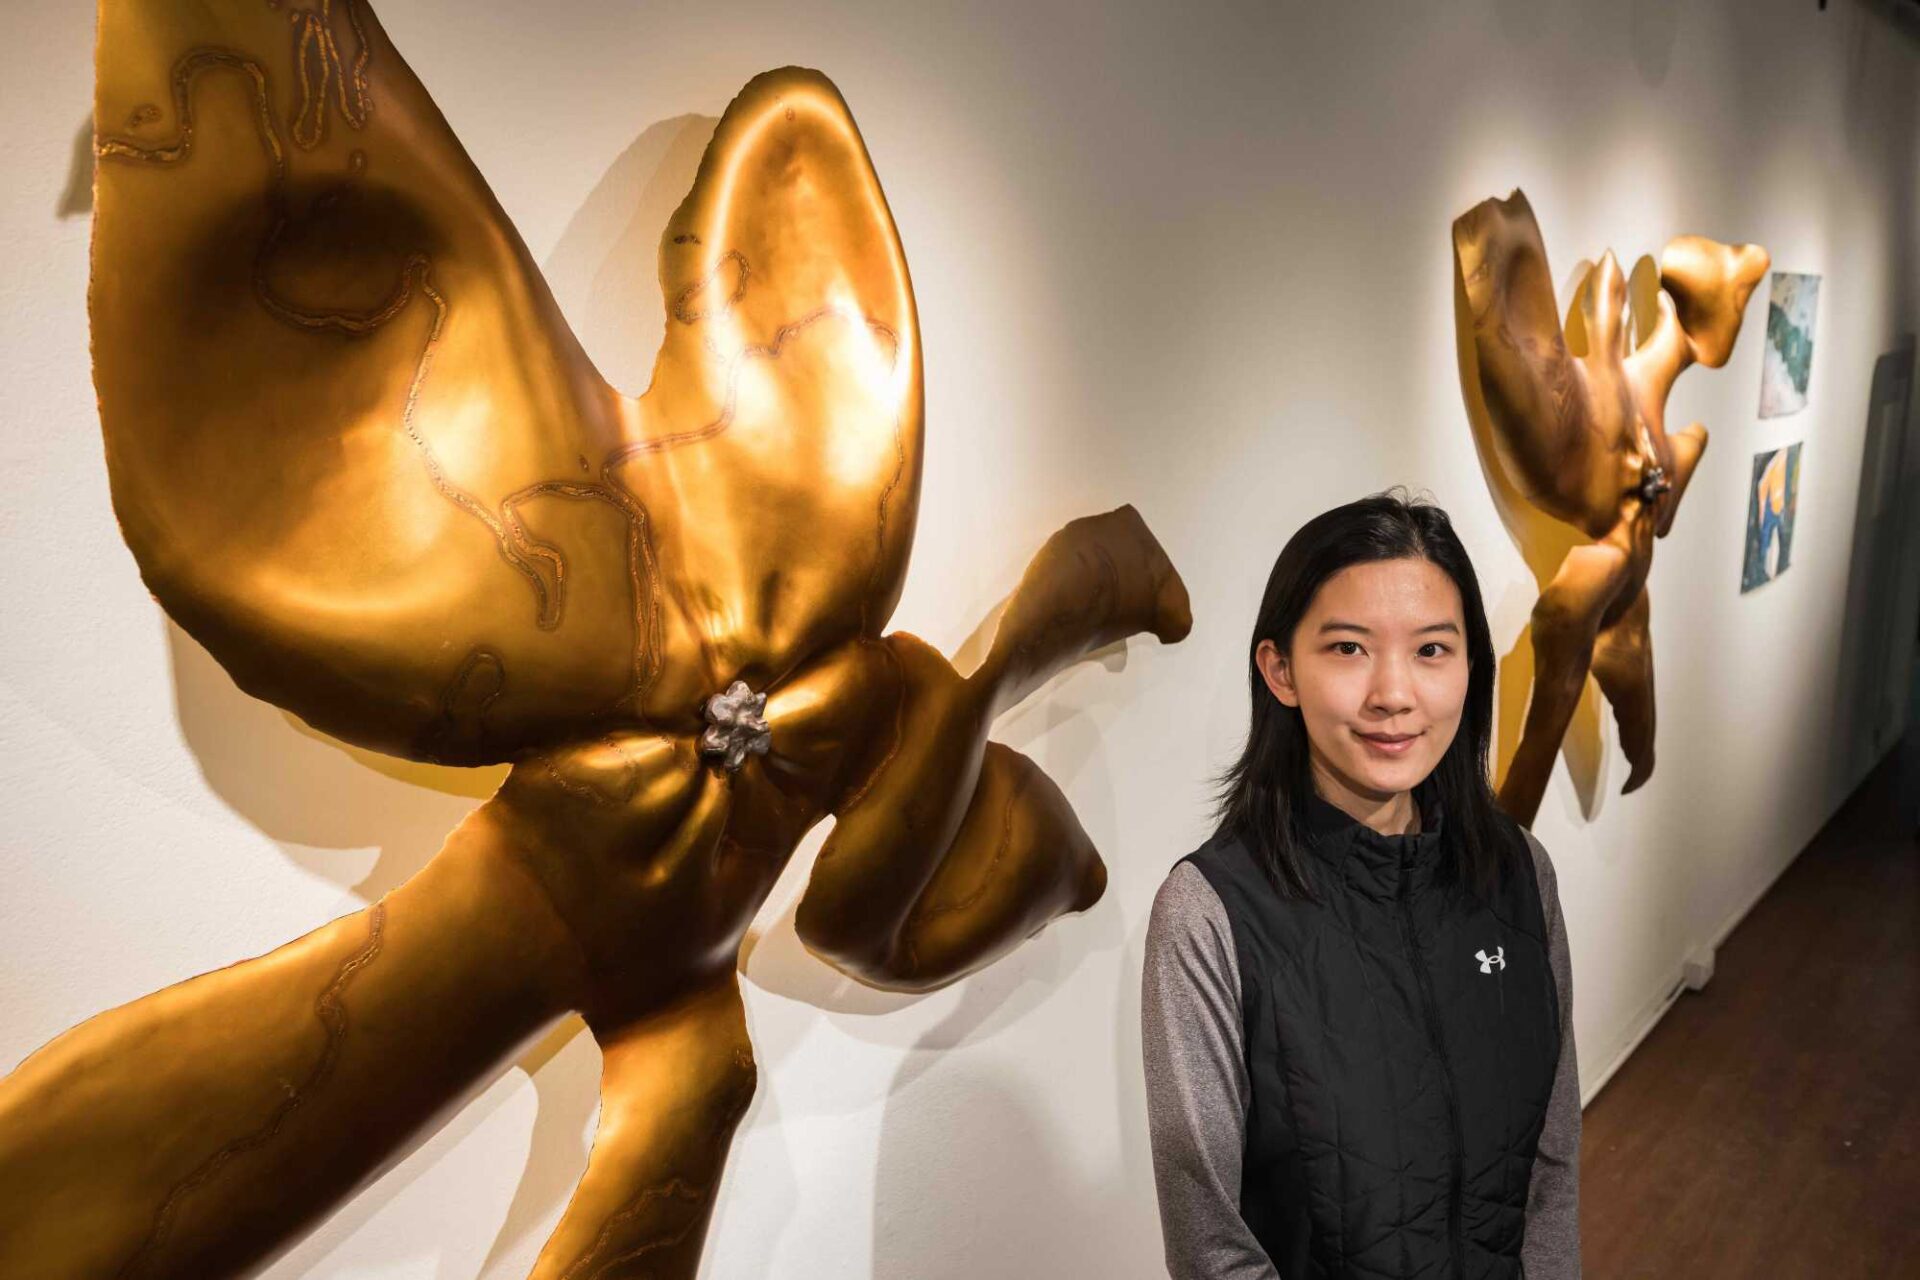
1418,643,1450,659
1331,641,1362,656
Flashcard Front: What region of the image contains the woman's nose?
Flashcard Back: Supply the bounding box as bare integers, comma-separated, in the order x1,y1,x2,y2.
1365,657,1416,716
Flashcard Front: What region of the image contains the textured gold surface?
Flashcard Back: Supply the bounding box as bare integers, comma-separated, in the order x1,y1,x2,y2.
1453,189,1767,825
0,1,1191,1275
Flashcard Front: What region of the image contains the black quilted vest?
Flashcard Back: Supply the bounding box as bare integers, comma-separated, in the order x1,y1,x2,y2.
1183,780,1559,1280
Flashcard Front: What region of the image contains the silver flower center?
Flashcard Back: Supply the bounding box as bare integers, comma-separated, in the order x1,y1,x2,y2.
699,679,771,772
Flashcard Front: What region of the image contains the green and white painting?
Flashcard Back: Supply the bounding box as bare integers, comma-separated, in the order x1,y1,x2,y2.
1759,271,1820,418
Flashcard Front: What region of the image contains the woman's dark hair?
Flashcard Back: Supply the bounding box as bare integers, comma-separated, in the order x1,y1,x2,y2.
1213,487,1521,902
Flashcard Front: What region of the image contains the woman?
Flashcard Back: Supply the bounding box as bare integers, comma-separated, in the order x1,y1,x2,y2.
1143,490,1581,1279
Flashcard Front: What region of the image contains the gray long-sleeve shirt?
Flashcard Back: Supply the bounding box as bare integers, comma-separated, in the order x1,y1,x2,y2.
1142,832,1582,1279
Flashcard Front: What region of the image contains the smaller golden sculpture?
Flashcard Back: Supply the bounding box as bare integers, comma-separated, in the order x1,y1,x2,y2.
1453,189,1768,826
0,0,1191,1275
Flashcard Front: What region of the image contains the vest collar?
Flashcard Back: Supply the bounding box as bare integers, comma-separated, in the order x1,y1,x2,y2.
1303,776,1446,902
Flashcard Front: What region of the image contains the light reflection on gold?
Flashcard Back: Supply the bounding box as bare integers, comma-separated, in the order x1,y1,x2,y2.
0,2,1192,1276
1453,189,1767,826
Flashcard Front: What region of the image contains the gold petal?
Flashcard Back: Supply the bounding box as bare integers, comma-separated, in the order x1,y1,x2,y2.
618,68,923,715
93,0,643,763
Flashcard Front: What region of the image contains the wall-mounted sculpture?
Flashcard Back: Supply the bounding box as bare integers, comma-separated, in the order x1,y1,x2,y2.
0,1,1191,1275
1453,190,1767,826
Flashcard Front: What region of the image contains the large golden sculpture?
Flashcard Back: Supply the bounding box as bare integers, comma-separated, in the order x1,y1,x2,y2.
1453,190,1767,826
0,1,1192,1275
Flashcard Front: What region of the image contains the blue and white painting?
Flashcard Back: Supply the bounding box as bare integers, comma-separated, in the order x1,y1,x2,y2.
1759,272,1820,418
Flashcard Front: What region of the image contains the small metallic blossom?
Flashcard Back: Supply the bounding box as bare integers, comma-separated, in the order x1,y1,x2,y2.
699,680,771,771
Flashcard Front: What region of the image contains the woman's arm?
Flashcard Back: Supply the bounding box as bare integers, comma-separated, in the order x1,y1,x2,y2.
1141,863,1280,1280
0,800,588,1279
1521,832,1584,1279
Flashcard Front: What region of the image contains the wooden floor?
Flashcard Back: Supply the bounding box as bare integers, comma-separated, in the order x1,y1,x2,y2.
1580,695,1920,1276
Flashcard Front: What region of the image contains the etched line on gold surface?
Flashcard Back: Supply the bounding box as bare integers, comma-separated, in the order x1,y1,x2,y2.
625,513,664,711
669,249,749,324
396,271,560,625
96,48,287,176
558,1177,707,1280
107,42,574,637
119,904,388,1278
286,0,373,151
912,758,1032,924
606,272,906,709
253,244,419,334
562,1054,757,1280
498,479,666,711
544,756,613,805
627,247,904,463
418,646,505,762
255,249,566,628
614,304,884,463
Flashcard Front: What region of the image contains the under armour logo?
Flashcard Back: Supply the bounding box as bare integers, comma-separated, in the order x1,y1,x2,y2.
1475,946,1507,974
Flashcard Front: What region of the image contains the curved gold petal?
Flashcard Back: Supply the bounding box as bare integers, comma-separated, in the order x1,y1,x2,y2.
970,504,1193,716
93,0,658,764
793,631,979,975
887,742,1104,992
796,507,1187,988
1658,235,1770,369
1453,190,1624,541
617,68,923,715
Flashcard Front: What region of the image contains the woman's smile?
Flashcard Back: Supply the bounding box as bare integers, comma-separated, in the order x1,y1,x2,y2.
1354,728,1422,756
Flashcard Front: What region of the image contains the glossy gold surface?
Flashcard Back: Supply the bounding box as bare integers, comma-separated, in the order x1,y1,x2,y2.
0,1,1192,1275
1453,189,1767,826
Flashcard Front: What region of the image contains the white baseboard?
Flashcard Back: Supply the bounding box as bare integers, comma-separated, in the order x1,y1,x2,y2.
1581,970,1688,1107
1578,828,1816,1108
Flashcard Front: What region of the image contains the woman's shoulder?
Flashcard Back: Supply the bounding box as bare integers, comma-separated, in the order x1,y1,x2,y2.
1516,826,1558,898
1143,855,1243,1002
1506,825,1566,943
1479,804,1555,896
1149,855,1231,939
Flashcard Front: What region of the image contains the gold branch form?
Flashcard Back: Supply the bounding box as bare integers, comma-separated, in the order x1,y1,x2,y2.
1452,189,1766,825
0,0,1190,1275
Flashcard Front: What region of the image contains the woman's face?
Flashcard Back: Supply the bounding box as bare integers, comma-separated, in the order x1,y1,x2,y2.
1255,556,1470,805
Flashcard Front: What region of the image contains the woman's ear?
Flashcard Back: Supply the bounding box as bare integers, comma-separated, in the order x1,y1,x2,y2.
1254,639,1300,708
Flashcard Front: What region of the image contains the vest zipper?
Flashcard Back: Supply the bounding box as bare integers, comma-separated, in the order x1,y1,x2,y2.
1398,872,1466,1279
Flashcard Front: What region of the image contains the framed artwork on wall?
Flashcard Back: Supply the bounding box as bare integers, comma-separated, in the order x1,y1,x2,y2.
1742,442,1804,592
1759,272,1821,418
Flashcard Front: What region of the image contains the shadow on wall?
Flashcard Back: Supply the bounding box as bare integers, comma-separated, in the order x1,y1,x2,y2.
544,113,719,396
1493,0,1684,83
1631,0,1688,86
165,620,502,902
1829,341,1920,796
58,115,90,219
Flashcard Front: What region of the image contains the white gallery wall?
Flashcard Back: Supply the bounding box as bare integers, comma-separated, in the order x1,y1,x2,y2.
3,0,1918,1275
